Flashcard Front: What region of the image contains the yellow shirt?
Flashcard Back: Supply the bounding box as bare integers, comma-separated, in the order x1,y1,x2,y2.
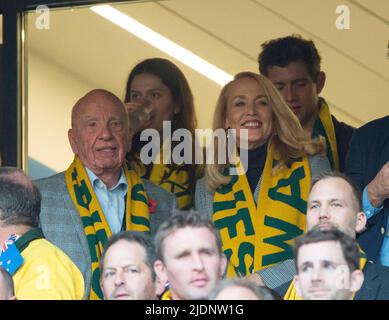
13,238,85,300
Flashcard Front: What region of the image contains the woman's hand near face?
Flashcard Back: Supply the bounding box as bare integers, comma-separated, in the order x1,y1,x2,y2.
126,101,142,113
126,102,152,135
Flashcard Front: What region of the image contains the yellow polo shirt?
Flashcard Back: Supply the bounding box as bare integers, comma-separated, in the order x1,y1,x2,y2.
13,238,85,300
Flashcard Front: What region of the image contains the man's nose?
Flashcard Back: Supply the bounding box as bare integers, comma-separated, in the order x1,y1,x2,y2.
99,123,113,140
283,85,296,102
114,270,126,286
318,205,331,219
311,266,323,282
192,253,205,271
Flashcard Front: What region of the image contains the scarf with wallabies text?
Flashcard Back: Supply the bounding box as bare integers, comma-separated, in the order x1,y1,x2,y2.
65,156,150,300
131,160,192,210
313,98,339,171
213,143,310,278
284,249,367,300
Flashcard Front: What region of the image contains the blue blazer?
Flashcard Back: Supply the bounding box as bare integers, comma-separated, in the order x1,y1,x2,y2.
346,115,389,263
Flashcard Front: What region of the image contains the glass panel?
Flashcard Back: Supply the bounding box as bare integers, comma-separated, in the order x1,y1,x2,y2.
25,0,389,178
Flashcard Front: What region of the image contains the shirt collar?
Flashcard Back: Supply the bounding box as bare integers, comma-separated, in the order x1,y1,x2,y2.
85,167,128,193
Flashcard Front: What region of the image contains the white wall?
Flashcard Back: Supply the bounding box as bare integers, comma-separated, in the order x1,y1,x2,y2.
27,49,96,178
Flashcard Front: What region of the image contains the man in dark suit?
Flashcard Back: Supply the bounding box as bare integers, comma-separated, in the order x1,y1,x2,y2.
35,89,176,299
258,35,354,172
346,115,389,266
256,172,389,300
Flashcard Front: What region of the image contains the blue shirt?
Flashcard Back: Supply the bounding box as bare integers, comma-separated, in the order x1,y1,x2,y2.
85,168,128,235
362,186,388,266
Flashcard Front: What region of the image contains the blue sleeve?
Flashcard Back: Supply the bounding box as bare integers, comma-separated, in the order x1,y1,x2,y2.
363,186,383,219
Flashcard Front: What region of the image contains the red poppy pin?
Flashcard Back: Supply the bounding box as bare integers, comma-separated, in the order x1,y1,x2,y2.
148,198,157,214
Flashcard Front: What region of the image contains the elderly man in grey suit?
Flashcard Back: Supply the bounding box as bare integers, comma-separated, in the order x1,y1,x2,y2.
35,89,176,300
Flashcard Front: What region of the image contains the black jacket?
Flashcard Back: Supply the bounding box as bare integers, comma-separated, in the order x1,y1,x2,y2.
346,116,389,263
332,114,355,172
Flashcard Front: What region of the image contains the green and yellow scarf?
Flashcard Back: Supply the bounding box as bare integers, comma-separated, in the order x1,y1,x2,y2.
160,290,173,300
65,156,150,300
213,143,310,278
131,159,192,210
313,99,339,171
284,249,367,300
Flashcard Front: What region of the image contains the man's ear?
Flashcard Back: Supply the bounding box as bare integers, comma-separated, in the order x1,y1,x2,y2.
294,275,302,298
219,254,227,277
154,260,168,285
315,71,326,94
68,129,78,155
349,269,364,294
355,211,367,233
155,273,168,297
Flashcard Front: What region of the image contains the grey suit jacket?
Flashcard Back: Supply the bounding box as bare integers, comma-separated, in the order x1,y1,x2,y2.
35,171,176,299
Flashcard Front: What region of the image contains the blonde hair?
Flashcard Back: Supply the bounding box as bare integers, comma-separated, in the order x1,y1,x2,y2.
205,72,325,191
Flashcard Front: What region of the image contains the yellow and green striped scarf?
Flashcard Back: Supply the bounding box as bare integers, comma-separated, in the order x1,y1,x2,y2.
131,160,192,210
213,143,310,278
65,156,150,300
313,99,339,171
161,289,173,300
284,249,367,300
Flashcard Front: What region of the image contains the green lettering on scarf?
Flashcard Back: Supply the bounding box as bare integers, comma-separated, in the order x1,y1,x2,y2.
262,216,304,266
236,242,254,276
268,166,307,213
91,268,103,299
73,181,92,209
224,248,233,262
131,215,151,230
81,216,93,228
214,207,254,239
82,212,108,263
217,174,238,195
131,183,148,204
173,183,191,198
213,190,246,212
223,243,254,277
85,234,99,262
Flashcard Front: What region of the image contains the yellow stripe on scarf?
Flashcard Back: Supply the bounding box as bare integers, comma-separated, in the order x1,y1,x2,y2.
161,290,173,300
213,143,310,278
315,99,339,171
284,249,368,300
65,156,150,300
131,160,192,210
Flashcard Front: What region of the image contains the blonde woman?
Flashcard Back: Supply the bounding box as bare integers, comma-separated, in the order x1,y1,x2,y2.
195,72,330,278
